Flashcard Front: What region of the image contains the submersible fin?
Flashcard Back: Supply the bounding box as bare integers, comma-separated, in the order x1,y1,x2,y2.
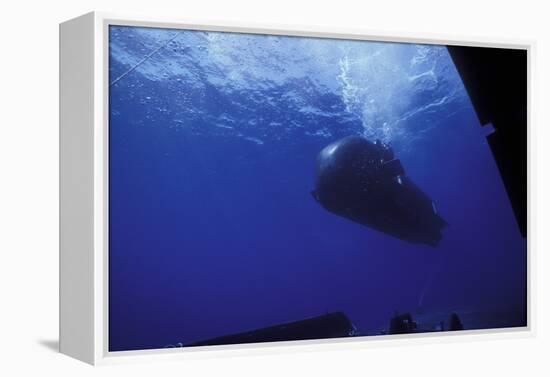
312,136,447,246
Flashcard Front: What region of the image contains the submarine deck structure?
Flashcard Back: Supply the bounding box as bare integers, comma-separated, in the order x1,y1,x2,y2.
187,312,355,347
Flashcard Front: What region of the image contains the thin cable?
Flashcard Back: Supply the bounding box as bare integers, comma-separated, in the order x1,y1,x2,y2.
417,253,444,309
110,32,181,87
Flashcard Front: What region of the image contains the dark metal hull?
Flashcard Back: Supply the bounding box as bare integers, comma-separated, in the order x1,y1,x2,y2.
312,136,447,246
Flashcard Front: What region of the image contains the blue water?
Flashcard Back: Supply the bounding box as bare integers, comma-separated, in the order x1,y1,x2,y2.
108,26,526,351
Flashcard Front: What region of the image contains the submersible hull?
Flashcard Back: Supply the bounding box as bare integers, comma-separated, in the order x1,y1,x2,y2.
311,136,447,246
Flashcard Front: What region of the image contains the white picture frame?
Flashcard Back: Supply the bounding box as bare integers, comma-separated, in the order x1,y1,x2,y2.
59,11,534,365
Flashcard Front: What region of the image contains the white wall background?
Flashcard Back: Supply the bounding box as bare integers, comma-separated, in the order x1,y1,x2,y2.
0,0,548,375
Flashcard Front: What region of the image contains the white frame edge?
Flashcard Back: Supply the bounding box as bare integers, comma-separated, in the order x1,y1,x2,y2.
59,12,96,364
59,11,535,365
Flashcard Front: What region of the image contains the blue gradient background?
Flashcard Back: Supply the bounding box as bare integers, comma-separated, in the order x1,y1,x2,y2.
108,26,526,351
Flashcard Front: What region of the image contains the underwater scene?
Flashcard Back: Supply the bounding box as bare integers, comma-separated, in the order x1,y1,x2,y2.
108,25,527,351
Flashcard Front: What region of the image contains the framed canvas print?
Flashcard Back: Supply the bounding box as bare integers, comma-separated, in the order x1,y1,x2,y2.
59,12,532,365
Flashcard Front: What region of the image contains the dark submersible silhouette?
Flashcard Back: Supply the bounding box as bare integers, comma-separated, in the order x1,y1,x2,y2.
311,136,447,246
